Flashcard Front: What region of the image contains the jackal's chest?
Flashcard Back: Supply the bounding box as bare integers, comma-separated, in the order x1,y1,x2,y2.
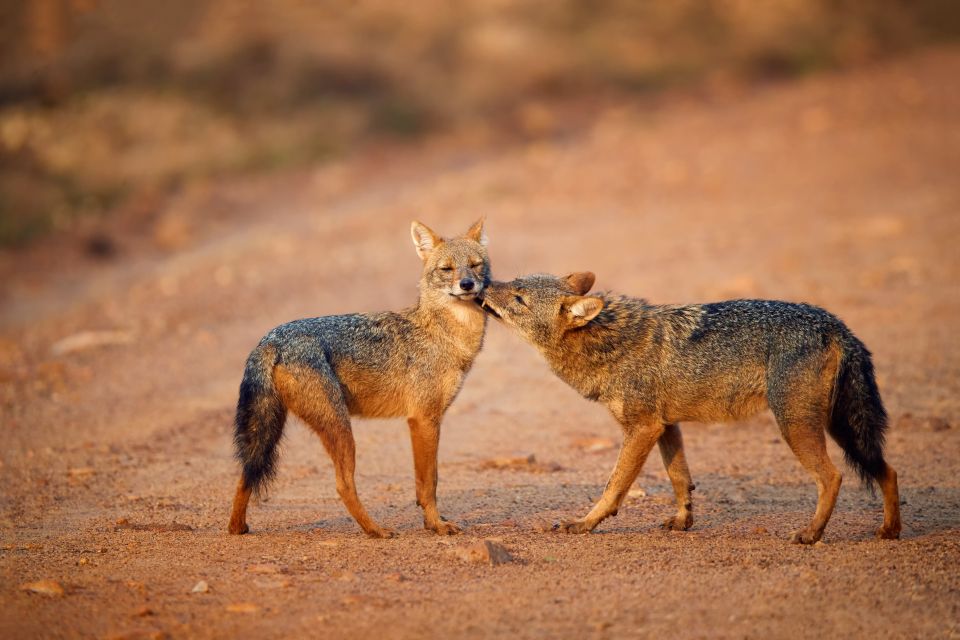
407,347,477,396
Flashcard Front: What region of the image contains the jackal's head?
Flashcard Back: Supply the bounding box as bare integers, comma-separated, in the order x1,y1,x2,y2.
480,272,603,346
411,219,490,305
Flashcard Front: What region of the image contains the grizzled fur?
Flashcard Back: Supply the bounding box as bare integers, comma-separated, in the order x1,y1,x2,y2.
481,272,901,544
229,220,490,539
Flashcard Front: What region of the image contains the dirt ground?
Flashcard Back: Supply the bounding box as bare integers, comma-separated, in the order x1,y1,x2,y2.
2,47,959,639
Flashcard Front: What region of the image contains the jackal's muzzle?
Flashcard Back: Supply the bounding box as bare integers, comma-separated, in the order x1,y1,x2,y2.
478,294,502,319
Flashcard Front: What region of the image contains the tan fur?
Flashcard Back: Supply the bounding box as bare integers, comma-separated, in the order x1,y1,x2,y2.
877,464,902,539
228,478,252,535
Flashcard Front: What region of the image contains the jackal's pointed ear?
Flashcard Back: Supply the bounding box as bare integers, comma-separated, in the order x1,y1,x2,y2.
564,272,595,295
563,295,604,328
411,221,442,260
465,218,487,247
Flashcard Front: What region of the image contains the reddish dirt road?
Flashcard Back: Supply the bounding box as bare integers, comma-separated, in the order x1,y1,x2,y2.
2,48,959,639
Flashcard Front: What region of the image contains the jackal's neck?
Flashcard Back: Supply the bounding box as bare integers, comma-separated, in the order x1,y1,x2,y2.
541,336,612,398
408,293,487,341
540,295,661,398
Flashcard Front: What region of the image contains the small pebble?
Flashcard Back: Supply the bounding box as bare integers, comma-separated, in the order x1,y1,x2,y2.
454,539,513,566
20,580,65,597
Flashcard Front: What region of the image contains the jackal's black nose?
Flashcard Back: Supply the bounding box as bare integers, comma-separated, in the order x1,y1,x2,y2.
459,278,475,291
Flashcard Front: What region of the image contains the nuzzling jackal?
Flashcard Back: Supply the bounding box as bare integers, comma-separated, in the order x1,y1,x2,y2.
480,272,900,544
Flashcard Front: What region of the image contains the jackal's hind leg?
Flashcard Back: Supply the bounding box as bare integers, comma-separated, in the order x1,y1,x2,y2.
876,463,901,540
228,477,252,535
275,364,395,539
779,419,842,545
324,421,396,539
658,423,694,531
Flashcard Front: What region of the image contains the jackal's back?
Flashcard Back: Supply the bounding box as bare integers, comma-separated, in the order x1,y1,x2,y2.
263,313,410,370
557,297,856,423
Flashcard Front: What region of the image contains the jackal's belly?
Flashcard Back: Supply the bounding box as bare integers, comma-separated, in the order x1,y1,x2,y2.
661,371,769,424
339,363,466,419
665,391,768,424
332,360,407,418
340,376,408,418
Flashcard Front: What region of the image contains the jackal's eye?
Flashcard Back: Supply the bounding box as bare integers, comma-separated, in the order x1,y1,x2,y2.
470,262,483,269
439,265,454,272
514,294,528,308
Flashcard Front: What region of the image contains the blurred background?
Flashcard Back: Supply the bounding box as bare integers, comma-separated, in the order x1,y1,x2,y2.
2,0,959,248
3,5,960,637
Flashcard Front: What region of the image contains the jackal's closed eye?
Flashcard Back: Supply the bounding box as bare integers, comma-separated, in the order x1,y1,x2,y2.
439,266,454,272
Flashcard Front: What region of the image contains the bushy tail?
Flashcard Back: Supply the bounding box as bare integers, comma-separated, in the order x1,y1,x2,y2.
827,335,888,488
233,345,286,497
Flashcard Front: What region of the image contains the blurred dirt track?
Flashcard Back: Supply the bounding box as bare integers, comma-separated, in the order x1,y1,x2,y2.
1,47,959,639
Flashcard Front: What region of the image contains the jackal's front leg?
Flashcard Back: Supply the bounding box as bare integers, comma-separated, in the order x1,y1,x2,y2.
558,422,665,533
408,416,461,535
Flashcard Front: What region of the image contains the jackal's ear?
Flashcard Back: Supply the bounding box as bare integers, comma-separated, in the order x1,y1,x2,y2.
563,295,604,328
564,272,595,295
465,218,488,247
411,221,442,260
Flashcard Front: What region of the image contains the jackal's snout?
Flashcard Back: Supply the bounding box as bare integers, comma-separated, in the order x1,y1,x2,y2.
451,273,482,299
477,281,509,319
477,292,501,318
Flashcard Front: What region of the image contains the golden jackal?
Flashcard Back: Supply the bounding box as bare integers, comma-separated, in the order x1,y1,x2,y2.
228,220,489,538
480,272,901,544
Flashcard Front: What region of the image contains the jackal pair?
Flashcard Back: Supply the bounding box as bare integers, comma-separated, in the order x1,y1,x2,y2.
228,220,901,544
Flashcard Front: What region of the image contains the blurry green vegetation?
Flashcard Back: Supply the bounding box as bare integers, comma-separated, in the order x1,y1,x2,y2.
1,0,959,247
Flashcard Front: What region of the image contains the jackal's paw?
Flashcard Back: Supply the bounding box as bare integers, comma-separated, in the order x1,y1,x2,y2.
366,526,397,539
427,519,462,536
228,521,249,535
789,528,822,545
661,513,693,531
555,519,594,534
876,525,901,540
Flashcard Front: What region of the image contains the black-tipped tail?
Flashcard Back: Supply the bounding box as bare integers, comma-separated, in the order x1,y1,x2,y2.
233,345,286,497
827,336,888,487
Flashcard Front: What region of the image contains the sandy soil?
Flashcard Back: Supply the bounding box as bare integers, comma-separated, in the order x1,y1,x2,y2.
2,48,959,639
